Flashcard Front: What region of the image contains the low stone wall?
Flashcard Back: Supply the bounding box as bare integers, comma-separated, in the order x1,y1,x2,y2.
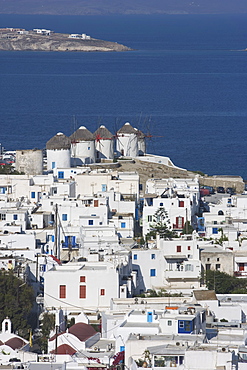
199,175,245,193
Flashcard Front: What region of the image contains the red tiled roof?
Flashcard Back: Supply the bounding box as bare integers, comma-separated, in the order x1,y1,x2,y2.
5,337,26,350
49,323,97,343
51,344,76,355
68,323,97,342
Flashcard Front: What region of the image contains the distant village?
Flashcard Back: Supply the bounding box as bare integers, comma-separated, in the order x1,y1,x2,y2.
1,121,247,370
0,27,91,40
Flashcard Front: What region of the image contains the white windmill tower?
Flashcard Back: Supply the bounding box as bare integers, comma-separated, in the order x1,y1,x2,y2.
94,125,114,160
70,126,96,165
116,122,138,158
46,132,71,171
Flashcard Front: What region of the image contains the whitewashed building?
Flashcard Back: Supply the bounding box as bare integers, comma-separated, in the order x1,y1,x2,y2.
143,177,200,236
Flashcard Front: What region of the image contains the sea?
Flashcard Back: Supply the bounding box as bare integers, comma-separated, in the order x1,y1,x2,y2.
0,13,247,178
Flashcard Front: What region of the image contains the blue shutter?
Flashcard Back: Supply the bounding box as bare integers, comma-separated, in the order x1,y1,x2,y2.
147,312,153,323
72,236,76,248
212,227,218,234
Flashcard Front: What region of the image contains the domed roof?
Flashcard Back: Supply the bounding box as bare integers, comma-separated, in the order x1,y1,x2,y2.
117,122,137,135
51,344,76,355
70,126,94,142
94,125,114,140
68,322,97,342
49,322,97,343
46,132,71,150
5,337,26,350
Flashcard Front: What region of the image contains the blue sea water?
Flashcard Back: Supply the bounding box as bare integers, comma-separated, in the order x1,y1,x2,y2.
0,14,247,177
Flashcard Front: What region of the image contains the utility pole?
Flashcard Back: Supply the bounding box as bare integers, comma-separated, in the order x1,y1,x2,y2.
54,204,58,258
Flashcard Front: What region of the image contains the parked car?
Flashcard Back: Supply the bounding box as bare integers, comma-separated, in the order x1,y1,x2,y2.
202,185,215,194
217,186,225,193
226,187,235,195
200,188,210,196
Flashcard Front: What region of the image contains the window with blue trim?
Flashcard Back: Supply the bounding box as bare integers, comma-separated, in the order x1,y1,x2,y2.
52,162,56,169
31,192,35,199
133,254,137,260
62,214,67,221
147,312,153,322
102,184,107,192
88,220,94,225
212,227,218,234
121,222,126,228
51,235,55,242
58,171,64,179
151,254,155,259
150,269,156,277
160,203,163,206
13,214,18,220
0,187,6,194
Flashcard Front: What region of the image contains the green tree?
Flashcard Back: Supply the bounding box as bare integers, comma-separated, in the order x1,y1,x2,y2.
182,221,194,234
146,207,176,240
0,271,35,337
205,270,247,294
215,228,228,246
39,312,55,353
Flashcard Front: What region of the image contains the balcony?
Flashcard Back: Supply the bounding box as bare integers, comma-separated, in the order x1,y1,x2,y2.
234,271,247,277
164,266,200,281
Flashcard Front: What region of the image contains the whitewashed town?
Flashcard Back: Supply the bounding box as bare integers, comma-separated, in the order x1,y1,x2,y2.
1,122,247,370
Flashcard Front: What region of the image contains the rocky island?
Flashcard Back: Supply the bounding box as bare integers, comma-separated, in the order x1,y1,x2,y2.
0,27,131,52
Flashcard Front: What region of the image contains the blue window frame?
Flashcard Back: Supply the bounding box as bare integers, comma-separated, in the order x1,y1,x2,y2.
178,320,193,334
31,191,35,199
102,184,107,192
88,220,94,225
52,161,56,169
58,171,64,179
13,214,18,220
121,222,126,228
150,269,156,277
151,254,155,259
120,346,125,352
212,227,218,234
0,187,6,194
133,254,137,260
62,214,67,221
51,235,55,242
160,203,163,206
147,312,153,323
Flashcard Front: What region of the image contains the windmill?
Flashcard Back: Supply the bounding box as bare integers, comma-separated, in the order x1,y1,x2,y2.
115,122,139,158
93,125,114,160
140,116,163,155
